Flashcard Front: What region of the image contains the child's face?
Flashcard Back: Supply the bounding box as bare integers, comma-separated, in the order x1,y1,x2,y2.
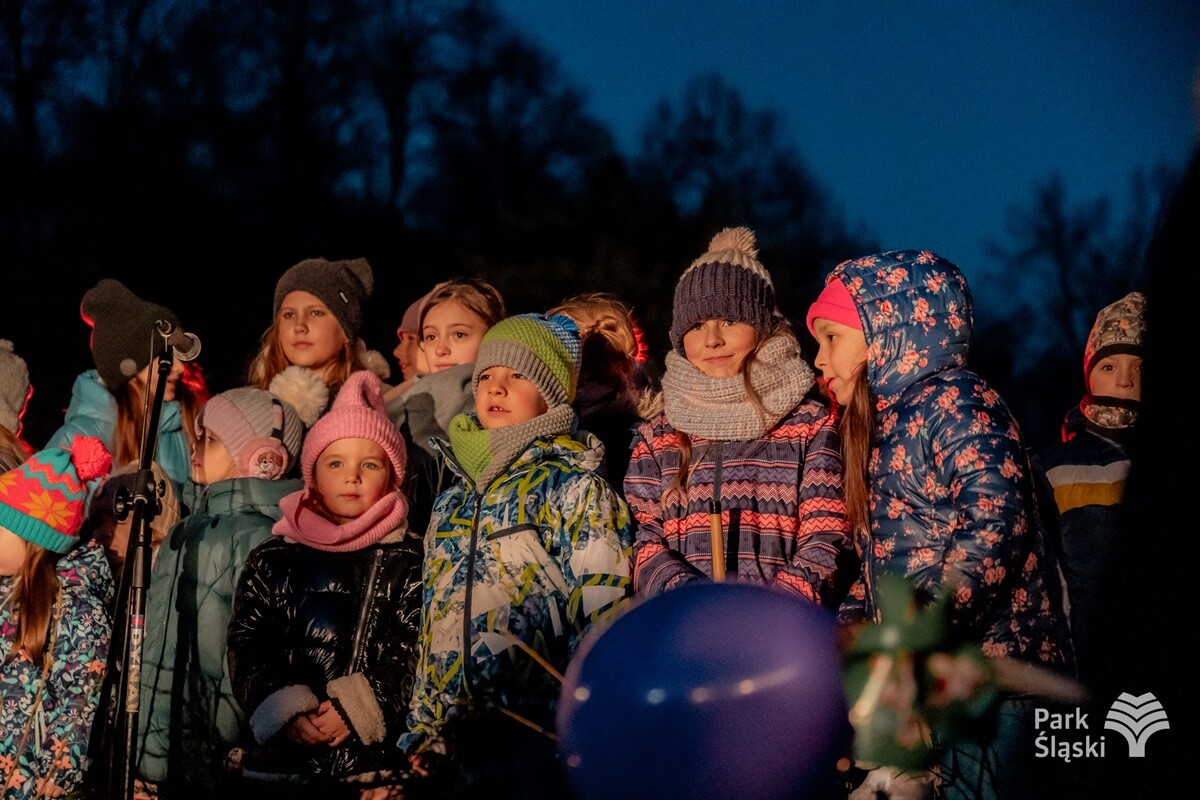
1089,354,1142,401
420,300,488,373
192,428,236,485
682,319,759,378
475,366,549,429
393,331,421,382
314,438,392,524
132,352,184,402
278,290,348,378
0,526,26,576
812,318,869,407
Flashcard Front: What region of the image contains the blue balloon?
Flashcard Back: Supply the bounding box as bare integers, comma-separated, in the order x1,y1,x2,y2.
558,582,850,800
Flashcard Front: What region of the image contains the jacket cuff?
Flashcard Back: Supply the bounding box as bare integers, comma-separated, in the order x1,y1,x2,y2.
249,684,320,743
327,673,386,745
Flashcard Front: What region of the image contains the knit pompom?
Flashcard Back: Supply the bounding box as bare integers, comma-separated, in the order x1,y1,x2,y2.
709,226,758,258
71,435,113,481
546,313,579,337
269,366,329,427
356,340,392,382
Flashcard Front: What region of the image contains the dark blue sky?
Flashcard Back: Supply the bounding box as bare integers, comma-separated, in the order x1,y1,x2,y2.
498,0,1199,310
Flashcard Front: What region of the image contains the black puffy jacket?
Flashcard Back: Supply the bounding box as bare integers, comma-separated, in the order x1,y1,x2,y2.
226,530,421,784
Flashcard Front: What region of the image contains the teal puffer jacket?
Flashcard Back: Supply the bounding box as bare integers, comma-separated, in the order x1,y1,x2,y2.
136,476,300,790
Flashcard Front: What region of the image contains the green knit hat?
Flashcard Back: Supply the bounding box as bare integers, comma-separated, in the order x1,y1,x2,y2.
0,435,112,553
472,313,582,406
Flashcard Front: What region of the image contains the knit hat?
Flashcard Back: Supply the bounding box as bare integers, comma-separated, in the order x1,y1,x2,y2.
273,257,374,342
0,339,31,434
80,279,183,392
473,313,582,407
0,435,112,553
669,226,778,353
399,282,449,336
1083,291,1146,381
805,278,862,335
196,387,306,481
300,370,406,488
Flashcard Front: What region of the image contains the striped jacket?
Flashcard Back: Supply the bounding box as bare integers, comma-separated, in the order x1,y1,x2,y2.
623,400,851,603
1037,407,1129,683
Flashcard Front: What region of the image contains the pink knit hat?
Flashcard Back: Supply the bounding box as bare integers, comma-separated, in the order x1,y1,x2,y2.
806,278,861,336
300,370,407,488
398,282,449,337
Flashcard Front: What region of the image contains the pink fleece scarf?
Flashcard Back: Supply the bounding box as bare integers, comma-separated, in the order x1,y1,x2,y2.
273,488,408,553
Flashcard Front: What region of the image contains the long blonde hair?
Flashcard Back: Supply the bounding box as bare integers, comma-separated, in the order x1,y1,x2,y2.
112,374,201,470
836,367,874,536
246,318,364,394
548,292,652,413
3,540,60,664
418,277,507,333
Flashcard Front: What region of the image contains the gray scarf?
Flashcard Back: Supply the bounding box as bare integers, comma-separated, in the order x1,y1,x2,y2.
662,333,814,440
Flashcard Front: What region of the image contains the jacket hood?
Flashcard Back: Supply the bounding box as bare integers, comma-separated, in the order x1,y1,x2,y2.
57,538,114,608
200,475,303,519
825,250,973,410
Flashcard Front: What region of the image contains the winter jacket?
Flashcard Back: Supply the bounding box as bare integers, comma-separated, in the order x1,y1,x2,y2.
401,432,634,751
1037,406,1130,685
226,529,422,784
136,476,301,793
45,370,192,488
1,541,113,799
833,250,1072,668
625,401,851,604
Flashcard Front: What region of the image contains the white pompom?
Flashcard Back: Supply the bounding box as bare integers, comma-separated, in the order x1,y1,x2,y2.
269,366,330,427
357,340,391,381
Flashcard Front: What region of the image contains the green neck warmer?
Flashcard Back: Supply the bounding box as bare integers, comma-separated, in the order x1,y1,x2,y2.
447,404,577,489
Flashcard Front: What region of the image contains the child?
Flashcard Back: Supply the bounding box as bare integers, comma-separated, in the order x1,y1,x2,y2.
1037,291,1144,690
88,461,181,580
548,292,654,488
387,282,447,398
402,313,633,795
248,257,390,405
136,376,318,797
227,370,421,797
806,249,1072,799
45,279,204,489
0,338,33,472
0,436,114,798
623,227,851,603
386,277,506,539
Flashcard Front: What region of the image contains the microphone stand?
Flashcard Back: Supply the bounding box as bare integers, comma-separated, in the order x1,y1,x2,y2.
106,324,176,800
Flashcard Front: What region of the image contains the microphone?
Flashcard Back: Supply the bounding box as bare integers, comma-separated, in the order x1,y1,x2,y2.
155,319,203,362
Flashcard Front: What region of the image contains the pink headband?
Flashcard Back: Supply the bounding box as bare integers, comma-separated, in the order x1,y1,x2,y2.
806,279,861,335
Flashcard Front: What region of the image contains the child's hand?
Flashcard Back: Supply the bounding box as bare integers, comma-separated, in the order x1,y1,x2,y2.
309,700,351,747
285,712,329,746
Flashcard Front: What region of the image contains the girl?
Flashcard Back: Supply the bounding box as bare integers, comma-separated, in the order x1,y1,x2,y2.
1037,291,1144,690
387,281,447,398
0,435,114,799
386,277,506,538
623,227,852,604
46,279,204,489
806,249,1072,799
227,370,421,798
137,373,320,798
248,257,390,405
548,292,654,488
0,339,32,473
402,313,633,796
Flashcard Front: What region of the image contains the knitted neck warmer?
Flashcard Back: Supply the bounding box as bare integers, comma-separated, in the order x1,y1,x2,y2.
274,489,407,553
447,404,576,489
1081,394,1139,431
662,333,813,441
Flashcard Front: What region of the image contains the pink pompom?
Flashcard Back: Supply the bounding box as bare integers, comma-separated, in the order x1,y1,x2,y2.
71,435,113,481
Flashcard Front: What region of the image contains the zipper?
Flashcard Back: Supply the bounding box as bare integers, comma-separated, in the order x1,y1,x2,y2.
330,547,383,775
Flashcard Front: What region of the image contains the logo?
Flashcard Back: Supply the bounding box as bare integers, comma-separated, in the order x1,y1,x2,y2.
1104,692,1169,757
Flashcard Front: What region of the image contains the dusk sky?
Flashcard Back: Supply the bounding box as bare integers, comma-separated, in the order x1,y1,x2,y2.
497,0,1199,314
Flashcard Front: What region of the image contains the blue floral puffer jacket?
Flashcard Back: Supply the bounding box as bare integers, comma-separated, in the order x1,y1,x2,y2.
833,250,1072,669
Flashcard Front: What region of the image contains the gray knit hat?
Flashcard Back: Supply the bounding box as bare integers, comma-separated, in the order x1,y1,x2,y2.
196,387,305,480
669,227,778,353
472,313,583,407
273,257,374,341
0,339,31,433
81,279,183,392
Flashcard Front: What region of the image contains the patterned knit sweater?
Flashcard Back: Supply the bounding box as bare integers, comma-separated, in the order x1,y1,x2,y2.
624,400,851,603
